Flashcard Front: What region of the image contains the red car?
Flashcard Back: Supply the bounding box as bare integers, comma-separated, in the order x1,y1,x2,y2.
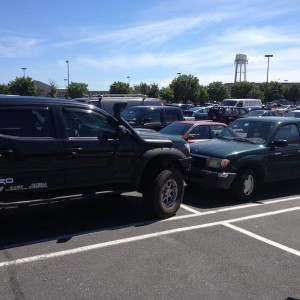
159,121,227,143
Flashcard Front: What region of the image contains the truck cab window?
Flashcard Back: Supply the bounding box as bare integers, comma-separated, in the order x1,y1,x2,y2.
0,108,54,137
63,109,117,138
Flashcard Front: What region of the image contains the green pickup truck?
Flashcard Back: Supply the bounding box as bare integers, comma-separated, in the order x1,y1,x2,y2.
184,116,300,201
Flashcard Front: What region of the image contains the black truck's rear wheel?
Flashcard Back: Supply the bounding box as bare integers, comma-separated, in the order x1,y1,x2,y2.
143,168,184,219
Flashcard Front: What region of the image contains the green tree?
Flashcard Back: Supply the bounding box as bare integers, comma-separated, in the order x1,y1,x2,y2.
169,74,200,104
231,82,256,98
283,84,300,104
8,77,39,96
109,81,131,94
260,81,283,102
48,79,58,98
194,86,209,105
133,82,149,95
67,82,89,99
207,81,230,102
159,87,174,102
247,87,264,100
148,83,159,98
0,83,10,94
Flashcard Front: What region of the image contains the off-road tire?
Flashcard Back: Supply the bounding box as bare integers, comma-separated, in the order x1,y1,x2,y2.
143,168,184,219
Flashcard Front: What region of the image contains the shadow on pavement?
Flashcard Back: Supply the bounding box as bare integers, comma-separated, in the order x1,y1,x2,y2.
183,178,300,209
1,178,300,250
0,193,149,250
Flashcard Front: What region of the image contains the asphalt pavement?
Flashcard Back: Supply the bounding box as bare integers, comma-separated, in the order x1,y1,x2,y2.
0,181,300,300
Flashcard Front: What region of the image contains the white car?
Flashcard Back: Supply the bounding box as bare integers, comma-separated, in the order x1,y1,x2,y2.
286,109,300,118
278,104,297,114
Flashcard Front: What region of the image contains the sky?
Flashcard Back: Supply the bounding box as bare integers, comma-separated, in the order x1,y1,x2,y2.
1,0,300,91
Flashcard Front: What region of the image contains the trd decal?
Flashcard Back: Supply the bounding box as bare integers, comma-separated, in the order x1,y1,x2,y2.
0,178,13,192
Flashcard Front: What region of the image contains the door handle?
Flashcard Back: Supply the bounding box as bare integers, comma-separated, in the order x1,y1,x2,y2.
68,147,83,155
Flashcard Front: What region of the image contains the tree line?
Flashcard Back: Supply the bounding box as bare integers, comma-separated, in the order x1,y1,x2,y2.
1,75,300,105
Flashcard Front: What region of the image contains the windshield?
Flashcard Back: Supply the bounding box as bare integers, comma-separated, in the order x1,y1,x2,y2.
189,107,203,112
160,122,192,135
221,100,237,106
121,107,146,122
280,105,289,109
219,119,275,145
245,110,264,116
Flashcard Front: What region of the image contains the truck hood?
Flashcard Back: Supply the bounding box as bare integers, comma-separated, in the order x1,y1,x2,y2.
136,130,190,158
138,131,185,144
190,138,264,158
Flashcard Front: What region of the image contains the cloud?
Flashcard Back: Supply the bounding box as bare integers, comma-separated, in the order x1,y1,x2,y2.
55,14,224,49
0,33,43,57
220,27,300,46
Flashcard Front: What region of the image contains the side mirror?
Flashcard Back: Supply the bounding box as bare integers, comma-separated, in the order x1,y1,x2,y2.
185,134,195,140
271,140,288,149
142,118,151,124
117,125,127,138
97,125,127,141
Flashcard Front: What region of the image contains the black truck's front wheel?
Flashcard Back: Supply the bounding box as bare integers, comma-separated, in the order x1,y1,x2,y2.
143,168,184,219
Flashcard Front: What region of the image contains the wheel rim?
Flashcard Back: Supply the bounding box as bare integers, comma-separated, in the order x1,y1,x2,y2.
161,179,178,207
243,174,254,196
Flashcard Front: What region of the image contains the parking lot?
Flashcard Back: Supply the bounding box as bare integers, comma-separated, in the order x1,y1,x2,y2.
0,181,300,300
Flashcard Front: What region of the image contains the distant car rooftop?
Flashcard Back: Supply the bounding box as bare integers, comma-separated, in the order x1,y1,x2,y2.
172,120,225,125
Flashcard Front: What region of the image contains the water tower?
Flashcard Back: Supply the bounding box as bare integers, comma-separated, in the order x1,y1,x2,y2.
234,54,248,82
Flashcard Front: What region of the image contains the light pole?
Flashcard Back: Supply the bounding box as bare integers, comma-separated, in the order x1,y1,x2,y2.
66,61,70,98
66,60,70,88
64,79,67,89
127,76,130,85
177,72,181,76
21,67,27,77
265,54,273,84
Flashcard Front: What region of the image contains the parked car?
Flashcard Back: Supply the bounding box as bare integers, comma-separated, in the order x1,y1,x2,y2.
165,103,195,116
184,106,204,117
207,106,248,124
0,96,192,219
286,109,300,118
241,109,283,117
185,106,212,120
159,121,226,143
277,104,297,114
121,106,184,131
184,116,300,201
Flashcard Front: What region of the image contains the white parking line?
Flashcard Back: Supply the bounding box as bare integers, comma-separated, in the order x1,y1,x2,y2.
1,206,299,268
1,195,300,252
172,195,300,221
180,204,202,214
223,223,300,256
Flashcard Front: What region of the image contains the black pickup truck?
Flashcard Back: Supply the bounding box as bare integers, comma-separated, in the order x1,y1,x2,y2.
0,96,191,218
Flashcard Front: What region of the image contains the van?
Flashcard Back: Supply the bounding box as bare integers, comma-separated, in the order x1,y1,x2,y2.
73,96,162,115
221,99,262,108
